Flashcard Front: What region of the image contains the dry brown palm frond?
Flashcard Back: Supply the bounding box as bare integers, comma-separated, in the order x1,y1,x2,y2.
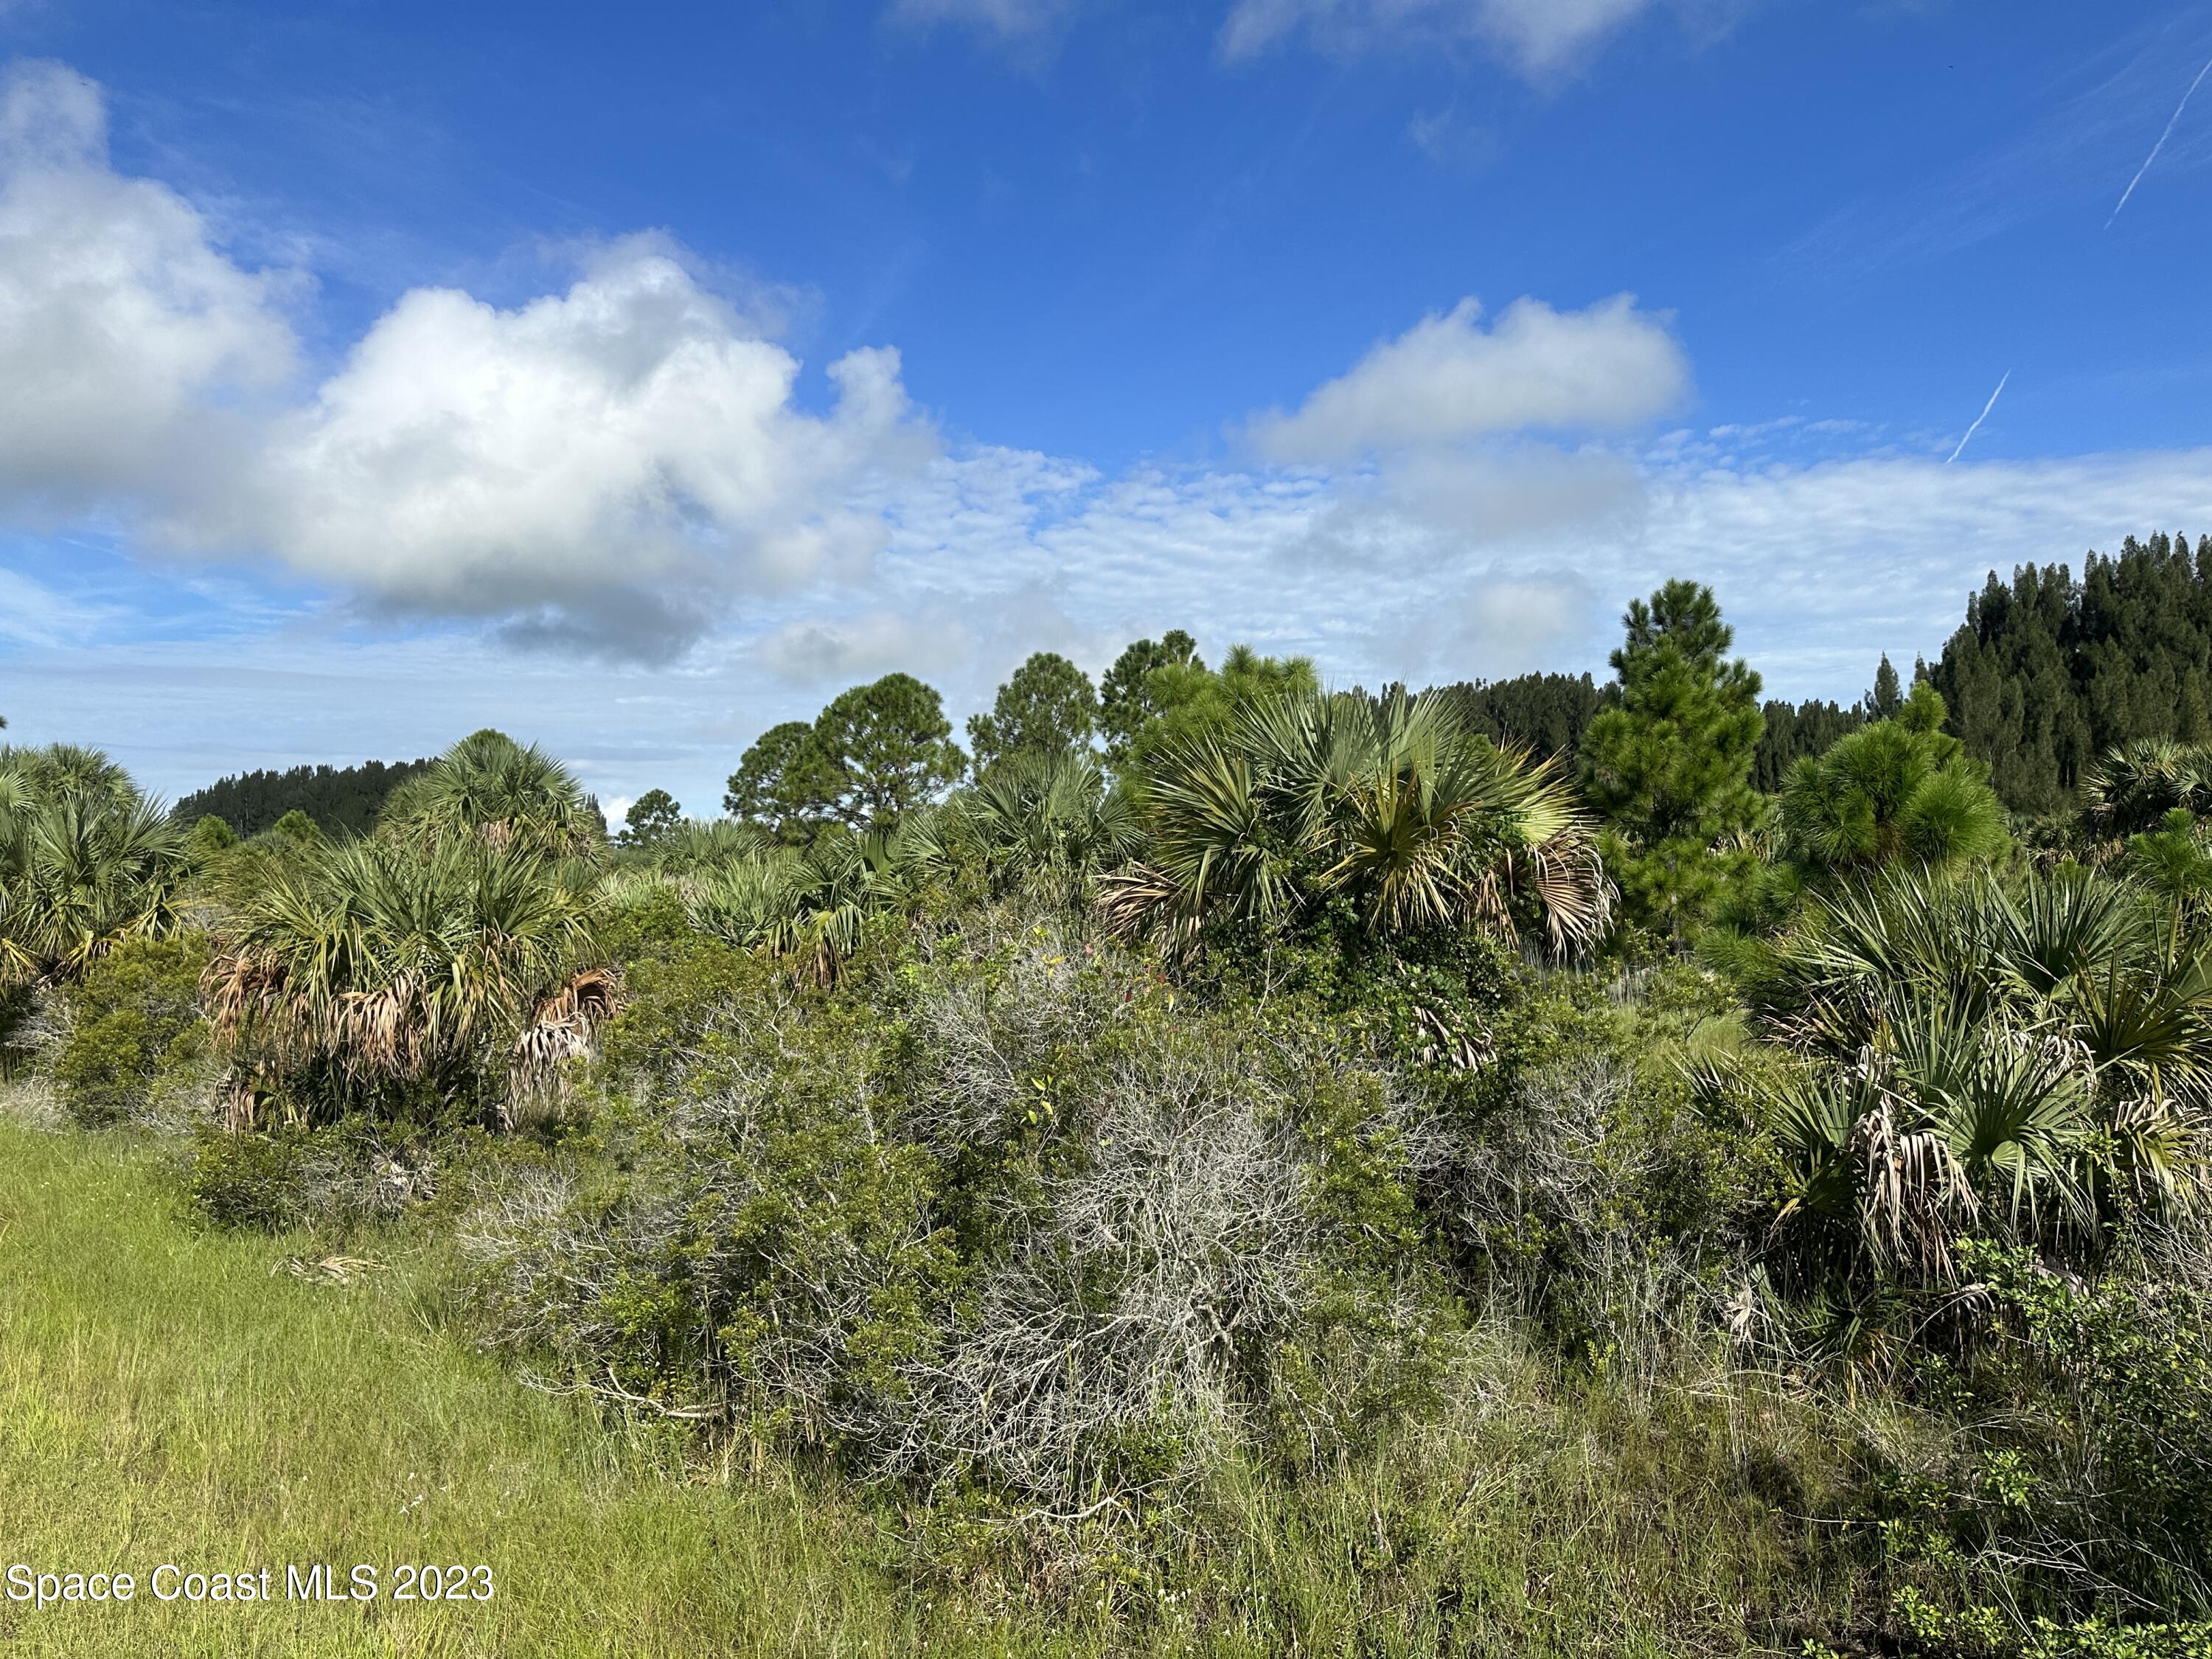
1094,862,1203,957
1511,822,1616,958
507,966,623,1125
1851,1082,1977,1279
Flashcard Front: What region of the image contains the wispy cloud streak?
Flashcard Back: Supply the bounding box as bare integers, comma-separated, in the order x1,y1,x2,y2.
1944,370,2010,465
2109,52,2212,226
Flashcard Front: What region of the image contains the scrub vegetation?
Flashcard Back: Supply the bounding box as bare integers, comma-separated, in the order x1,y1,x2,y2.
7,540,2212,1656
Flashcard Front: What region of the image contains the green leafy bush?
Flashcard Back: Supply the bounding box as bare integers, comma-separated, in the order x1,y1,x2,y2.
187,1119,435,1234
464,911,1455,1532
53,933,211,1127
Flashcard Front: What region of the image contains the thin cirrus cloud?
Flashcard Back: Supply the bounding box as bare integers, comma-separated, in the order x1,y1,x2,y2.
1219,0,1661,78
0,63,939,663
888,0,1663,77
1246,294,1691,463
887,0,1078,41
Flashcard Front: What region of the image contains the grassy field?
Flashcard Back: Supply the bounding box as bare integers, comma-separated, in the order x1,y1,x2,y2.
0,1107,1081,1658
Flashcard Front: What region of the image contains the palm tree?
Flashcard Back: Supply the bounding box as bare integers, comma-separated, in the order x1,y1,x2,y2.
206,835,611,1127
378,729,604,859
2084,738,2212,838
932,748,1143,902
1713,864,2211,1288
1742,998,2097,1287
1099,689,1610,957
684,827,925,986
0,746,187,985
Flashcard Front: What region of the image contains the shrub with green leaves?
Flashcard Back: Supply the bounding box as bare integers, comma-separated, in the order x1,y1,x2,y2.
53,932,211,1127
464,911,1453,1529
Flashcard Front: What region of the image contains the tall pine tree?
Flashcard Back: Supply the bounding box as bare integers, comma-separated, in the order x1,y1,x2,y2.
1580,581,1764,942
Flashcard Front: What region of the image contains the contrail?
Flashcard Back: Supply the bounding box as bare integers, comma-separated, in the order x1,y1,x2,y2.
2109,52,2212,226
1945,369,2010,465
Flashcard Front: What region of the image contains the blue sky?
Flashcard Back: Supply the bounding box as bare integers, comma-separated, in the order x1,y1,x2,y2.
3,0,2211,818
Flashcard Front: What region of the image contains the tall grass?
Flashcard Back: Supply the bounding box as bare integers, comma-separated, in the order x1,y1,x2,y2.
0,1108,1060,1658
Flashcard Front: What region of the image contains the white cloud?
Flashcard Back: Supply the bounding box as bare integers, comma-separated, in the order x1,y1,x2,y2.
0,61,299,515
200,237,936,658
1378,443,1645,539
1248,296,1689,464
1405,108,1500,173
20,437,2212,821
0,60,939,662
1388,570,1598,682
1220,0,1660,79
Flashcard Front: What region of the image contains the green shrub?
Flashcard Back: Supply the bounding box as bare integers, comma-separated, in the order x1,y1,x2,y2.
187,1124,319,1231
52,932,211,1127
187,1119,437,1234
465,909,1455,1538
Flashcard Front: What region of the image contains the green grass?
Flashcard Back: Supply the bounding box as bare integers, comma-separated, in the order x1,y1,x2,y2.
0,1112,1065,1658
0,1103,1877,1656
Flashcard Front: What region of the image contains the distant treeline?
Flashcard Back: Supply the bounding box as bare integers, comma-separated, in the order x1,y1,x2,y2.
1930,531,2212,814
1436,531,2212,817
173,758,431,838
1439,671,1867,794
164,532,2212,831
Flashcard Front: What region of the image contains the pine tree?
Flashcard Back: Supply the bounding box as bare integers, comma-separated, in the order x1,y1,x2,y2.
1865,655,1902,720
1931,534,2212,813
621,789,682,846
1436,672,1601,759
967,653,1099,773
1753,699,1862,792
1579,581,1764,941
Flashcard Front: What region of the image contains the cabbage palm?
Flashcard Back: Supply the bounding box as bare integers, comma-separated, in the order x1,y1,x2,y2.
0,747,187,984
948,749,1143,899
378,729,604,859
2085,737,2212,838
206,835,609,1126
1102,689,1610,956
1725,864,2212,1283
1737,998,2096,1287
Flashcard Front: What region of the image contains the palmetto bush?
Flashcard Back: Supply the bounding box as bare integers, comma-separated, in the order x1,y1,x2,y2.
206,835,613,1127
925,748,1143,903
0,745,188,987
1703,866,2212,1294
1100,688,1611,958
681,828,930,987
378,728,605,859
2085,737,2212,838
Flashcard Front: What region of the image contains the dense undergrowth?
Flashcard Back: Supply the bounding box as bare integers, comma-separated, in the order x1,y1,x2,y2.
10,583,2212,1655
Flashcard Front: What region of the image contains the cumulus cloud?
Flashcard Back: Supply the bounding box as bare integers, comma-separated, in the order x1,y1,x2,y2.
201,239,936,658
0,60,939,662
0,60,299,515
1221,0,1660,79
1248,296,1688,464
